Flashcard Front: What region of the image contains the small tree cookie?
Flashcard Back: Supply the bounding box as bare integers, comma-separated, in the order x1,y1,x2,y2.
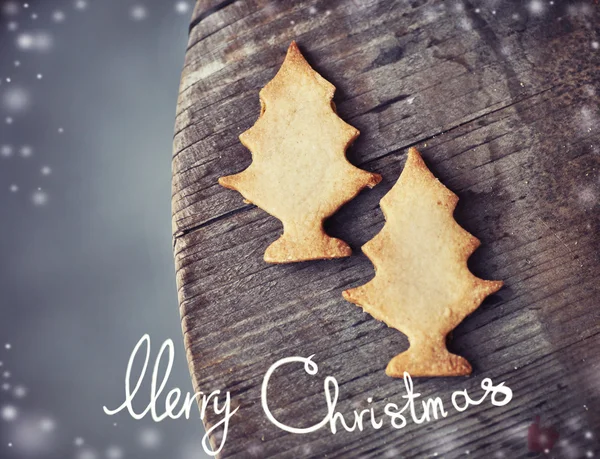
343,148,503,377
219,42,381,263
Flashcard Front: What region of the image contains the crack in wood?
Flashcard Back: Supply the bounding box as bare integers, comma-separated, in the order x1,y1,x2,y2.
188,0,238,34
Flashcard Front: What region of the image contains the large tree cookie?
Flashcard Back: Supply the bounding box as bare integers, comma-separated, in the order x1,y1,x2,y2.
343,148,503,377
219,42,381,263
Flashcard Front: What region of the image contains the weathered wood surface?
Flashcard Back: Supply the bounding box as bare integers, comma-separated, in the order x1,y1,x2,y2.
172,1,600,457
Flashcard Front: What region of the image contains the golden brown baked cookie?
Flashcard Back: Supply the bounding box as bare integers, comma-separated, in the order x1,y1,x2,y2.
343,148,503,377
219,42,381,263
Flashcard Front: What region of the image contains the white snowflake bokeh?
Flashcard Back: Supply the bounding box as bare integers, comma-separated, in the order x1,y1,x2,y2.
15,31,53,52
1,145,13,157
12,385,26,398
130,4,148,21
105,445,124,459
175,2,190,14
19,145,32,158
31,189,48,206
52,10,66,23
528,0,545,16
138,426,163,450
74,1,88,12
2,86,31,112
1,404,18,421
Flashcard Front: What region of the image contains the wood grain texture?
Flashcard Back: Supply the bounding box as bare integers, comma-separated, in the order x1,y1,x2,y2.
172,1,600,457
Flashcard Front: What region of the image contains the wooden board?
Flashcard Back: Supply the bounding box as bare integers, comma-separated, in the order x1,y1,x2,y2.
172,1,600,457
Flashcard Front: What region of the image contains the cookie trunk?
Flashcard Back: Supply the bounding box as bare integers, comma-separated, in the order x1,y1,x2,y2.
386,335,472,378
264,225,352,263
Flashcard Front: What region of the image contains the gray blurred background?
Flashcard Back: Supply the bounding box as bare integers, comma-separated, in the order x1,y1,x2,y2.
0,1,210,458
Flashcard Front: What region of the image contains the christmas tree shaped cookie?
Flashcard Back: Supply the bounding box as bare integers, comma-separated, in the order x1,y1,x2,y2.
219,42,381,263
343,148,503,377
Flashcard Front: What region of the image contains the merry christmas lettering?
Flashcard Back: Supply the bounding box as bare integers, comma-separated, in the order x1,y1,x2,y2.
104,336,513,456
262,355,513,435
103,335,238,456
